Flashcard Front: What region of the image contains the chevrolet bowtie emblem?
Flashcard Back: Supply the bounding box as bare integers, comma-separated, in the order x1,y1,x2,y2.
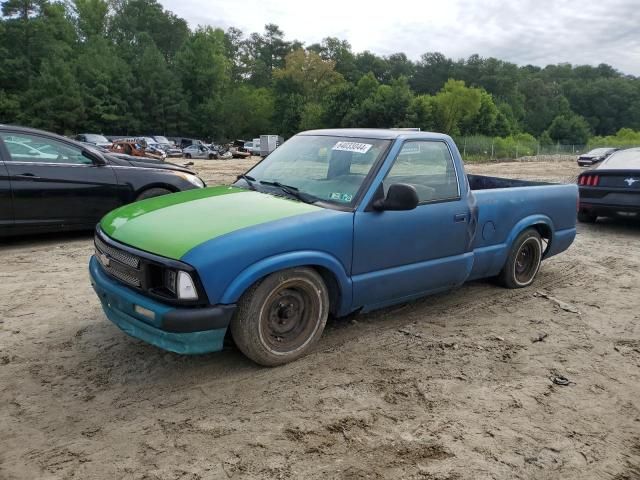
99,252,110,267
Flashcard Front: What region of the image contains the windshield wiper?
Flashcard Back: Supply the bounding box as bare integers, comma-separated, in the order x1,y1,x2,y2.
236,174,257,191
259,180,318,204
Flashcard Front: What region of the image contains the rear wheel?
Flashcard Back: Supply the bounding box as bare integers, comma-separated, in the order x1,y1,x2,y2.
498,228,543,289
230,268,329,366
578,210,597,223
185,153,192,159
136,187,172,201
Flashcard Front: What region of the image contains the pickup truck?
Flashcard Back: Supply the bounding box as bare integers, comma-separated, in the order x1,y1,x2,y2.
89,129,577,366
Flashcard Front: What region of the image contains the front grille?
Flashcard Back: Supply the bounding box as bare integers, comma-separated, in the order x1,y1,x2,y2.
93,228,209,306
95,235,139,268
105,263,141,287
95,234,143,288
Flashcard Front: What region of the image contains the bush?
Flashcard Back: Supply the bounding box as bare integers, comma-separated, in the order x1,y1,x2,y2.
588,128,640,149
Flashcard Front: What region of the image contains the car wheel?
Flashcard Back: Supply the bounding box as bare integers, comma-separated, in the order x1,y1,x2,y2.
208,154,215,160
185,153,192,159
498,228,543,289
136,187,173,201
578,210,597,223
230,268,329,366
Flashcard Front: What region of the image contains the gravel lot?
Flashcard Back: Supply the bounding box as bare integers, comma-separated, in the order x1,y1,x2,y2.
1,158,639,479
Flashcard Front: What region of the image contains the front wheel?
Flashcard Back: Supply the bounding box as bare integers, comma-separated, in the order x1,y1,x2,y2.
498,228,543,289
136,187,172,201
230,268,329,366
185,153,192,159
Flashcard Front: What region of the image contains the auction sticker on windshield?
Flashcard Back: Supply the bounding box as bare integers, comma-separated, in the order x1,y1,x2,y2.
332,141,372,154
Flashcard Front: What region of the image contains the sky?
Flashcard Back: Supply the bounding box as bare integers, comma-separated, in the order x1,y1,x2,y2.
163,0,640,76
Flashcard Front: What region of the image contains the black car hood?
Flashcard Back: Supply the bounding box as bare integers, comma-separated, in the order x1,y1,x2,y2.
106,153,196,174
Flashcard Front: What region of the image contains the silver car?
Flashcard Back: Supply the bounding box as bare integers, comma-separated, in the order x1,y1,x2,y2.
182,144,218,159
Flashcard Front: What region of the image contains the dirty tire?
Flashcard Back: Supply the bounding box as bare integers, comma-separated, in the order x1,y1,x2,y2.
185,153,192,159
230,268,329,367
498,228,543,289
578,210,597,223
136,187,172,201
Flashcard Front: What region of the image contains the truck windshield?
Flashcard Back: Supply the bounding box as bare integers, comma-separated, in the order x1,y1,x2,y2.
245,135,390,206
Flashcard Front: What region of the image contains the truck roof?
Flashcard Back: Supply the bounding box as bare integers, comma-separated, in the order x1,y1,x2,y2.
298,128,451,141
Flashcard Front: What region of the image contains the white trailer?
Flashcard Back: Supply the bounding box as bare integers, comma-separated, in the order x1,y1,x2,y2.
260,135,282,156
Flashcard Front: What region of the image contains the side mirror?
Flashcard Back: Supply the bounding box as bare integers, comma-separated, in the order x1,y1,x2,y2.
83,149,107,166
372,183,419,211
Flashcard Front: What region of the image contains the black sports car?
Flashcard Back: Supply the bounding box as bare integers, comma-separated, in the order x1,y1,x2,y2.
577,148,640,222
0,125,206,237
577,147,618,167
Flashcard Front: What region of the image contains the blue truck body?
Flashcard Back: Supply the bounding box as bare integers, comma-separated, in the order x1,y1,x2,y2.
90,129,578,357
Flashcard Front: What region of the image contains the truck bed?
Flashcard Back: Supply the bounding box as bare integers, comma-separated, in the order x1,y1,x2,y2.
468,174,547,190
466,175,578,281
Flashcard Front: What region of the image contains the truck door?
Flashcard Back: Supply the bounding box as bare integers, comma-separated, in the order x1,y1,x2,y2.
351,140,473,309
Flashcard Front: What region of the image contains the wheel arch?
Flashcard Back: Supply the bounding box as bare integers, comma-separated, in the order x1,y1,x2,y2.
134,183,179,199
506,214,554,258
220,251,352,316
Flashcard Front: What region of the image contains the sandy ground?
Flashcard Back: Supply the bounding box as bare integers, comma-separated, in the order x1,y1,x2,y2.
1,158,639,480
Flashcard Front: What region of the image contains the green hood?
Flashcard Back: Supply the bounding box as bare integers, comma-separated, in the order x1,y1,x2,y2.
100,186,322,259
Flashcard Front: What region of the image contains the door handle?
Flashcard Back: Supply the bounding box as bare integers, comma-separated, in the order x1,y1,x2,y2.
454,213,467,223
14,173,40,180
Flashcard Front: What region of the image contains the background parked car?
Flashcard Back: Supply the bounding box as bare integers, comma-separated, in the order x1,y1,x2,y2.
577,147,640,222
152,135,182,157
0,125,205,237
577,147,618,167
173,137,203,149
182,144,218,159
72,133,113,149
110,139,166,161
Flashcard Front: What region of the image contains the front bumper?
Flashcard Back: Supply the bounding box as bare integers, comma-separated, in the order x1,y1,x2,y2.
89,256,235,354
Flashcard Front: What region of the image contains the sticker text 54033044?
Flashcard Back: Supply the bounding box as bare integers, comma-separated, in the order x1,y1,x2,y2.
332,141,372,154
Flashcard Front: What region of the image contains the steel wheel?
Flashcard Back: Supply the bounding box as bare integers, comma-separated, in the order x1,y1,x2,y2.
498,228,543,289
513,238,541,285
230,268,329,366
259,279,321,354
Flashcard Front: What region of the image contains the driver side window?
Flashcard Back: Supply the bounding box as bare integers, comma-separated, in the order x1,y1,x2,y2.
384,141,459,203
1,133,91,165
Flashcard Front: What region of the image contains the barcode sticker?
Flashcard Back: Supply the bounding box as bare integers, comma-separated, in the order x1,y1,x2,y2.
332,141,372,154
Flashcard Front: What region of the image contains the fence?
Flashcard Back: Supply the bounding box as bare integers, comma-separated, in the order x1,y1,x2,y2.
453,136,591,162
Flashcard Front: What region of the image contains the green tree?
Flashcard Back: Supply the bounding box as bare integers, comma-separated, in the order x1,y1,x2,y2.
20,58,84,133
175,26,230,136
218,85,274,139
273,49,344,101
307,37,357,82
432,79,482,134
546,113,591,144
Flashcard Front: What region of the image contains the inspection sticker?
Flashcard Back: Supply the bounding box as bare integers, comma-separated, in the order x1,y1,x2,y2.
332,141,372,154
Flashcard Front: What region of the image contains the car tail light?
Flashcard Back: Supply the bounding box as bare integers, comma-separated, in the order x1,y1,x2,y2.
579,175,599,186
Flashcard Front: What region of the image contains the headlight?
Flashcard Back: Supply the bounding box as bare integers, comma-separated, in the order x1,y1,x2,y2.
179,173,205,188
177,271,198,300
164,269,198,300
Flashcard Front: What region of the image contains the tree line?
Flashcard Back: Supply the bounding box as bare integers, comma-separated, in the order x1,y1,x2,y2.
2,0,640,145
